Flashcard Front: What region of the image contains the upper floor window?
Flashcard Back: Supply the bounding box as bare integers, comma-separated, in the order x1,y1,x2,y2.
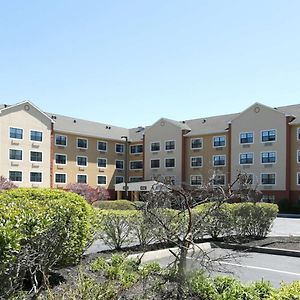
10,127,23,139
213,136,226,147
261,173,276,185
77,174,87,184
116,160,124,170
30,130,43,142
55,154,67,165
213,155,226,166
115,176,124,184
297,173,300,185
165,158,175,168
77,138,88,149
213,174,225,186
297,150,300,163
190,157,202,168
151,159,160,169
30,172,42,183
130,144,143,154
165,140,175,151
97,141,107,152
190,175,202,186
97,158,107,168
97,175,107,185
191,138,203,149
55,173,66,184
151,142,160,152
115,144,124,153
9,149,22,160
261,151,276,164
261,129,276,142
9,171,22,182
130,160,143,170
240,132,253,144
239,153,253,165
30,151,43,162
297,128,300,140
77,156,88,167
55,135,67,146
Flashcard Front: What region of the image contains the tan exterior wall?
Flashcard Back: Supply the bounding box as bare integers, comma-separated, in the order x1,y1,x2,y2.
0,104,52,187
53,132,125,191
128,141,144,181
231,104,287,191
184,132,230,186
290,125,300,192
144,120,183,185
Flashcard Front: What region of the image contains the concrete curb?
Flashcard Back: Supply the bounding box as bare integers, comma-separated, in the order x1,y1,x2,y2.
277,213,300,218
213,242,300,258
127,242,211,263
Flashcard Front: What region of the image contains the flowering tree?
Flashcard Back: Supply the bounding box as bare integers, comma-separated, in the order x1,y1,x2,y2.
0,176,17,191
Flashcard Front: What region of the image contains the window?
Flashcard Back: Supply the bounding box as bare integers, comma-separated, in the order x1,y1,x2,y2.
213,136,225,147
55,135,67,146
261,173,276,185
97,175,107,185
55,154,67,165
240,132,253,144
116,160,124,169
77,138,88,149
129,177,142,182
151,159,160,169
130,144,143,154
9,149,22,160
10,127,23,139
30,172,42,183
239,153,253,165
190,175,202,186
297,128,300,140
297,173,300,185
165,158,175,168
97,158,107,168
30,130,43,142
9,171,22,182
115,144,124,153
213,174,225,186
298,150,300,163
191,138,203,149
55,173,66,184
165,140,175,151
261,195,275,203
77,156,87,166
213,155,226,166
151,142,160,152
30,151,42,162
115,176,124,184
261,130,276,142
77,174,87,184
261,152,276,164
190,157,202,167
240,173,254,185
130,161,143,170
97,141,107,152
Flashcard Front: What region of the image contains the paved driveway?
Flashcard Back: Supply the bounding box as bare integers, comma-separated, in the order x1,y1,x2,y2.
268,217,300,236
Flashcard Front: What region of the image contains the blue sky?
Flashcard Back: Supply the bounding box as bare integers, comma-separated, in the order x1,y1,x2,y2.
1,1,300,128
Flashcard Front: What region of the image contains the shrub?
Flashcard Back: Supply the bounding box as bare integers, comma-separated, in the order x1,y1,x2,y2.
0,188,95,298
0,176,17,191
270,281,300,300
66,183,110,204
93,200,143,210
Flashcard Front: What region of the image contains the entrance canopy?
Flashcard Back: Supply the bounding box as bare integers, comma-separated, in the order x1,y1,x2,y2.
114,180,166,192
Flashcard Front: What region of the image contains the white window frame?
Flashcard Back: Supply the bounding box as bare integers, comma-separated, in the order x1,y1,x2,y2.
129,176,143,182
190,175,202,186
55,153,67,165
297,150,300,164
30,150,43,163
76,137,88,149
239,152,254,165
130,144,143,154
115,159,124,170
115,176,124,184
213,155,226,167
9,170,23,182
165,140,176,151
76,155,88,167
130,160,143,170
150,141,160,152
55,173,67,184
77,174,88,184
9,148,23,161
260,151,277,164
190,138,203,150
260,173,276,186
165,157,176,169
115,143,124,154
97,157,107,169
97,140,108,152
239,131,254,145
9,127,24,140
150,158,160,169
97,175,107,185
190,156,203,168
30,129,43,142
29,171,43,183
55,134,67,147
213,174,226,186
297,128,300,141
297,172,300,186
212,135,226,148
261,129,277,143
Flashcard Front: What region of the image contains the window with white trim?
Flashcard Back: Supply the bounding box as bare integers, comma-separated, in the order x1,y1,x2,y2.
130,161,143,170
30,172,42,183
261,130,276,142
240,132,253,144
97,175,107,185
115,176,124,184
115,144,124,153
165,158,175,168
191,157,202,167
191,138,203,149
30,130,43,142
55,154,67,165
9,171,22,182
213,155,226,166
261,152,276,164
55,173,66,183
9,149,22,160
165,140,175,150
77,174,87,184
116,160,124,170
190,175,202,186
130,144,143,154
261,195,275,203
240,173,254,185
151,159,160,169
129,177,143,182
297,173,300,185
97,141,107,152
151,142,160,152
30,151,42,162
213,174,225,186
297,150,300,163
77,156,87,166
77,138,88,149
239,153,253,165
97,158,107,168
297,128,300,140
55,135,67,146
213,136,225,147
261,173,276,185
10,127,23,139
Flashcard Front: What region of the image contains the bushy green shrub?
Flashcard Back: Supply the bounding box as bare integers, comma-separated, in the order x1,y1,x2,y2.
93,200,144,210
0,188,95,298
270,281,300,299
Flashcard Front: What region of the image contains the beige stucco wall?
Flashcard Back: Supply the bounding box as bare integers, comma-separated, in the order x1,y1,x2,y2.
290,125,300,191
144,120,183,185
230,104,287,190
184,133,229,186
0,103,52,187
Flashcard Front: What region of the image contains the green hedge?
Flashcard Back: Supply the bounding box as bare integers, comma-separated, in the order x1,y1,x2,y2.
93,200,144,210
0,188,95,298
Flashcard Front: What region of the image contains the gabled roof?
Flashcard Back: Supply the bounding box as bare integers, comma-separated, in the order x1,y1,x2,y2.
276,104,300,124
145,117,191,133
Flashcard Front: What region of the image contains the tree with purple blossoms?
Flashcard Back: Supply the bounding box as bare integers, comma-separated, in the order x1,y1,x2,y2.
0,176,17,191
